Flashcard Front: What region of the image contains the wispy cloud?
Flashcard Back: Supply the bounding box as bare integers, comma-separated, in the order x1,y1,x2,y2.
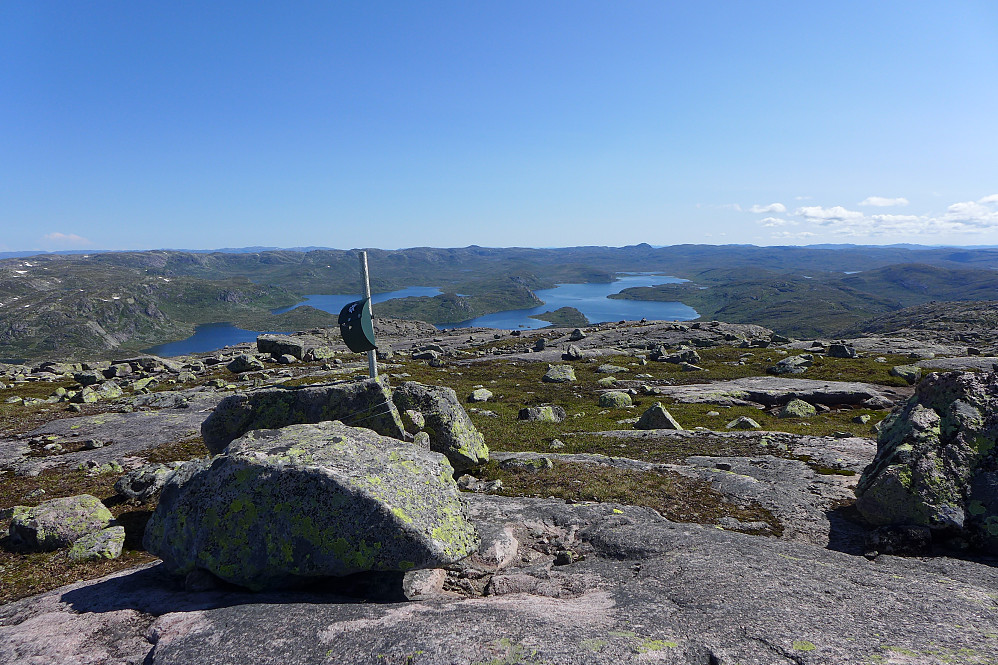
770,230,817,240
749,203,786,214
794,206,864,223
758,217,796,227
859,196,909,207
755,194,998,240
43,232,92,248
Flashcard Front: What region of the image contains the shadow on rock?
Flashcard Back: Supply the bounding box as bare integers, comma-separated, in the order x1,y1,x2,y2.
60,563,409,617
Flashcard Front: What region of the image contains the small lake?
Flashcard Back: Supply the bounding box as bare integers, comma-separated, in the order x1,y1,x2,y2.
144,323,289,357
144,275,696,356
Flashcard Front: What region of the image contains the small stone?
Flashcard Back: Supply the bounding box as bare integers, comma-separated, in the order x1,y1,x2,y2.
726,416,761,430
498,457,553,473
853,414,871,424
549,439,565,450
596,376,617,388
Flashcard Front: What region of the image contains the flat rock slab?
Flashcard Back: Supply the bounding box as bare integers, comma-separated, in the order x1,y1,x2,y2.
918,356,998,372
2,494,997,664
653,376,910,407
0,392,221,476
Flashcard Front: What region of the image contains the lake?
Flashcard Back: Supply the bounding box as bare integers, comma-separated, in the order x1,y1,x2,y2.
144,274,696,356
440,273,696,330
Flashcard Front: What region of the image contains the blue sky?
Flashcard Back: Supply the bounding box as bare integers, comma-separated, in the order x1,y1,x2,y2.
2,1,997,252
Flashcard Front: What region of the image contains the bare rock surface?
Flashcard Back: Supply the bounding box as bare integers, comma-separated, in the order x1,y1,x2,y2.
652,376,910,408
2,494,997,665
0,391,220,476
919,356,998,372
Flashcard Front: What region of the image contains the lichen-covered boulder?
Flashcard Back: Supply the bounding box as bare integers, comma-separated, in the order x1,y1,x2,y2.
542,365,576,383
201,378,405,454
635,402,683,430
68,526,125,563
144,422,479,591
392,382,489,472
855,371,998,553
779,398,817,418
598,391,632,408
468,388,493,403
9,495,112,552
889,364,922,385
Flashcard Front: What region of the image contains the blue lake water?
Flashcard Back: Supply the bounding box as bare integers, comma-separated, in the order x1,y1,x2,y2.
144,275,696,356
440,273,696,330
271,286,444,315
144,323,288,357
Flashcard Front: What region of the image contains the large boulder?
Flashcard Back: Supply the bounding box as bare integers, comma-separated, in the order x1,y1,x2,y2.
517,405,566,423
541,365,576,383
855,371,998,553
8,495,112,552
768,354,813,375
778,398,817,418
227,354,265,374
598,391,633,408
392,382,490,472
143,422,479,591
889,364,922,385
201,378,405,454
256,334,307,360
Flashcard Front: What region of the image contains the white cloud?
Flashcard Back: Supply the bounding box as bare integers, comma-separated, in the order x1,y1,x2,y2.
859,196,909,207
794,195,812,201
978,194,998,204
794,206,864,223
758,217,796,227
749,203,786,214
43,232,92,248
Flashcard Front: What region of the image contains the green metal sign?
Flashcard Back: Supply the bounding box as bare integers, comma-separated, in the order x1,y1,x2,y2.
338,298,377,353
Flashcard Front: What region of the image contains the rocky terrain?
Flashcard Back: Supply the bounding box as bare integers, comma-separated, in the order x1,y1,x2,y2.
1,315,997,664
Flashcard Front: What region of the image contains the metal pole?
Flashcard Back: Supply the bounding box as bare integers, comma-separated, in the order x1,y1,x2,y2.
358,251,378,379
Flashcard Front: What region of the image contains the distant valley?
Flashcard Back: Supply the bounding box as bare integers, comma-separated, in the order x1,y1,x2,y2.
3,244,998,362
